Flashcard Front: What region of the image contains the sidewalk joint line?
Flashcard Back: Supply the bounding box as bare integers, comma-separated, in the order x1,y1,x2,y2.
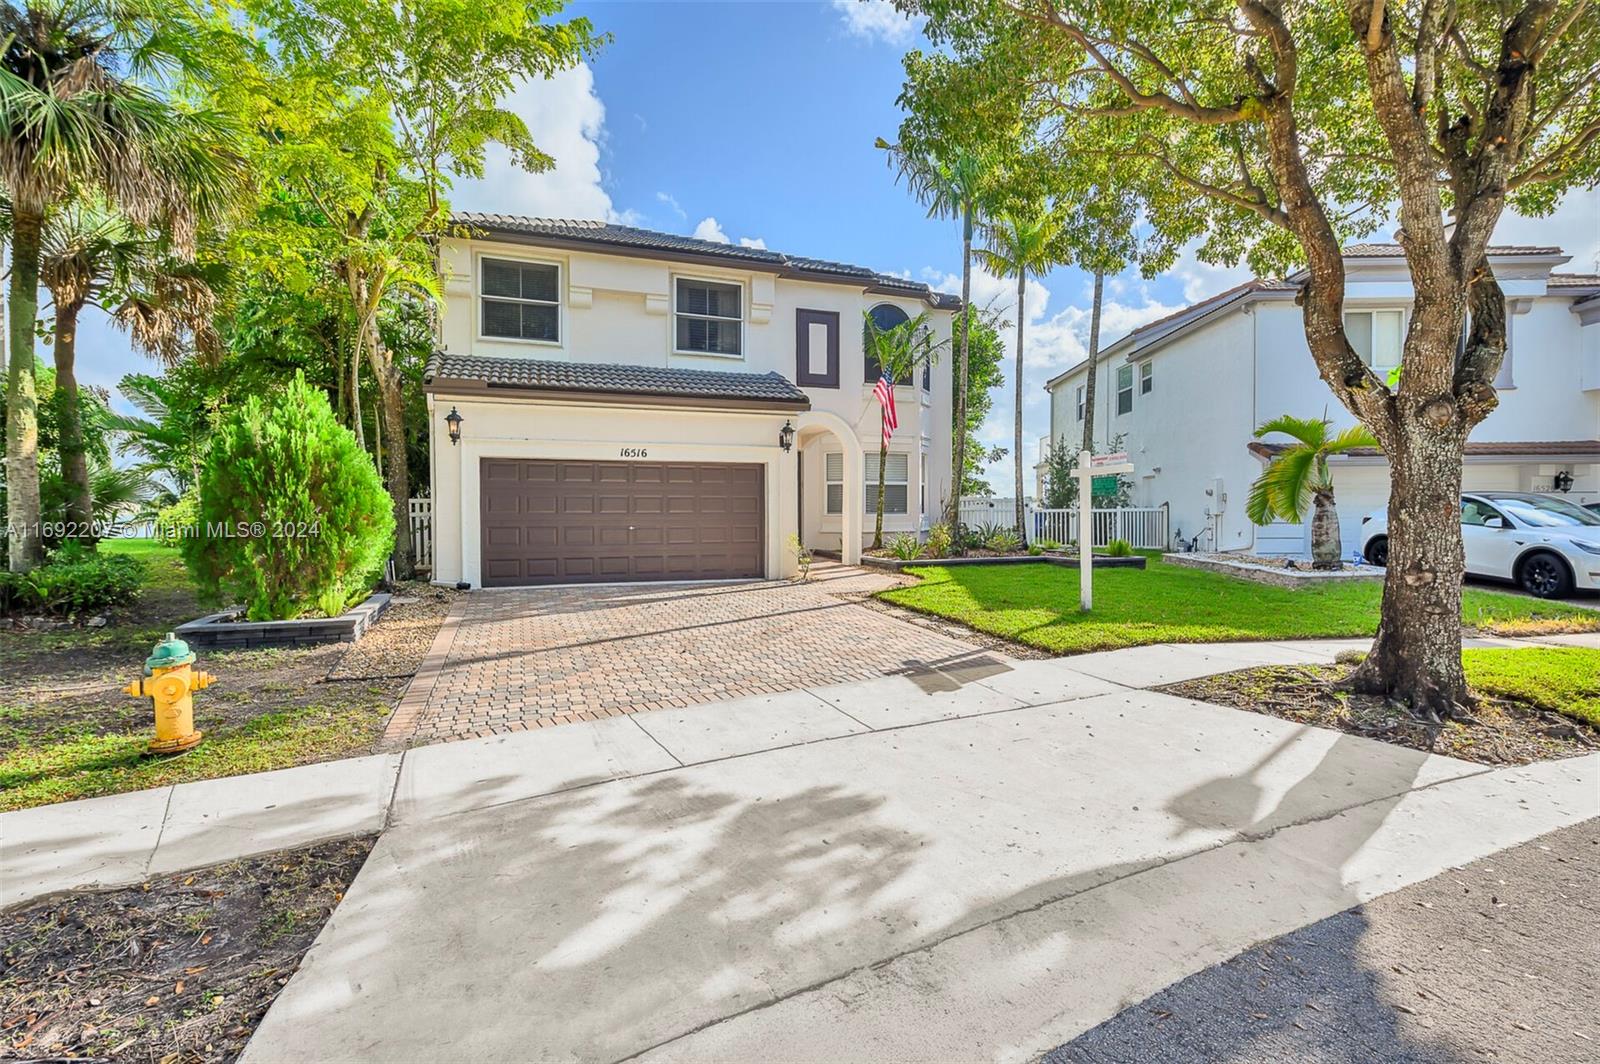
630,715,685,767
141,786,178,877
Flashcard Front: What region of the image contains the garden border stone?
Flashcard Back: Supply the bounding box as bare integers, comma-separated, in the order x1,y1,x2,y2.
175,593,392,650
1162,551,1384,589
857,554,1147,573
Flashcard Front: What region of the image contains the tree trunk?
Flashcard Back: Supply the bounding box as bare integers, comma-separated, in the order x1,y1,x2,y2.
367,334,414,580
1309,489,1342,570
1347,412,1470,719
946,207,973,535
873,439,888,550
1081,267,1104,453
53,299,95,542
1012,270,1026,539
6,210,46,572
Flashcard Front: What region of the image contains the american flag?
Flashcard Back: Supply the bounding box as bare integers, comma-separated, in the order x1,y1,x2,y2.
872,374,898,446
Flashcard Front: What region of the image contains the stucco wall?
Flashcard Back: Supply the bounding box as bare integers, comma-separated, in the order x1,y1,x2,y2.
428,396,800,586
433,236,954,569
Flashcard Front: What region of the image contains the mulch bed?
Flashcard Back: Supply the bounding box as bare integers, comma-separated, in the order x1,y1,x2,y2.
0,836,374,1063
1166,663,1599,765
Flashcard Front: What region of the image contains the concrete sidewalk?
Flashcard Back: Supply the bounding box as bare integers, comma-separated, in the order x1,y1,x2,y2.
4,633,1591,911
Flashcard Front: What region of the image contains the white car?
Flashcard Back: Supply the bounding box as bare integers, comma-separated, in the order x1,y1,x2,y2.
1359,492,1600,599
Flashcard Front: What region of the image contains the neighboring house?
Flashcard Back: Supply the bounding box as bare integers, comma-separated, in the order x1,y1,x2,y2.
1041,244,1600,556
425,214,959,587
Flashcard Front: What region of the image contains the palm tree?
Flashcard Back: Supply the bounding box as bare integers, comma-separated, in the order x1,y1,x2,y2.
862,310,944,549
108,371,215,502
0,0,240,570
977,203,1065,538
1080,267,1104,453
879,141,990,531
1247,415,1379,570
40,199,221,538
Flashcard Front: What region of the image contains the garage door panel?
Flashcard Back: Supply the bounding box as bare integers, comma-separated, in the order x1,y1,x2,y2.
480,459,764,586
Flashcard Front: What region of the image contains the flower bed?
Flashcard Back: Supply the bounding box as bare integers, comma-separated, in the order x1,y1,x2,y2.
1163,551,1383,589
858,553,1147,573
176,592,392,650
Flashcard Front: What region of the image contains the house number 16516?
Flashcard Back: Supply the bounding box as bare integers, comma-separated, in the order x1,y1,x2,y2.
619,447,649,458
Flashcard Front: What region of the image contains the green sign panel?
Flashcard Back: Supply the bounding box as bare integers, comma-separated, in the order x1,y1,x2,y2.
1091,475,1118,496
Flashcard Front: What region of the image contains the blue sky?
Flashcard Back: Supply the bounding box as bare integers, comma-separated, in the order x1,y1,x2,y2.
71,0,1600,490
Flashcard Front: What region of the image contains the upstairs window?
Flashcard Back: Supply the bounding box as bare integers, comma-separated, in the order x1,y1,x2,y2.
1075,385,1085,421
481,258,560,343
676,278,743,356
1116,365,1134,415
1345,309,1404,371
1140,361,1153,394
864,303,912,383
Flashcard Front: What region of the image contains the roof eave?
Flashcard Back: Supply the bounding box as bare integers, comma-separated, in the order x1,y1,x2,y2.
423,376,811,413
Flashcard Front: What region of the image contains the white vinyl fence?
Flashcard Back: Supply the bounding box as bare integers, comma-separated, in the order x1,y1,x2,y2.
956,497,1169,550
408,497,433,570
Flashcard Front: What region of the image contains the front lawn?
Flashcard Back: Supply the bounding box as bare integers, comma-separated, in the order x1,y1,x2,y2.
1465,646,1600,727
878,557,1599,655
1,539,450,812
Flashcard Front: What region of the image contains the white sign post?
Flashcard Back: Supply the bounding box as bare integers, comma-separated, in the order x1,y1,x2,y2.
1076,450,1135,610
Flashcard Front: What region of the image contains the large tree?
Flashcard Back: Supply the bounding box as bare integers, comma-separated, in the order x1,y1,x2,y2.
40,199,220,538
896,0,1600,717
977,202,1066,536
880,144,993,532
247,0,604,578
0,0,239,571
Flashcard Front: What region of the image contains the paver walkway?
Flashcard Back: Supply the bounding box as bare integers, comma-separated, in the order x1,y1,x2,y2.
385,561,987,744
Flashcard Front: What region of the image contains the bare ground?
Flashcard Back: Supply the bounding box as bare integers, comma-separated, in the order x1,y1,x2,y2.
0,836,375,1063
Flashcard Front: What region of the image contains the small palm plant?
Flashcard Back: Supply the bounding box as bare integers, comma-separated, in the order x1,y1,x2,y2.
862,310,945,549
1247,415,1379,570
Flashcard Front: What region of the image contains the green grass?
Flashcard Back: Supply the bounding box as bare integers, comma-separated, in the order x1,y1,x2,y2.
0,699,391,812
879,557,1599,655
1464,646,1600,726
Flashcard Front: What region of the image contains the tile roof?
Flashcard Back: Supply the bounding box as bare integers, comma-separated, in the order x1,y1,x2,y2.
1549,272,1600,288
1249,439,1600,460
451,213,961,309
1342,242,1565,257
423,353,811,408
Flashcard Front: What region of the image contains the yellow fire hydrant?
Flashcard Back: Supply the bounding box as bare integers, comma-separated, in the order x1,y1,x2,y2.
124,632,213,754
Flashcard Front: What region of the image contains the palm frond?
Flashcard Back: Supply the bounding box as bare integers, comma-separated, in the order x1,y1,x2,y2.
1264,447,1318,523
1326,424,1380,454
1253,414,1328,448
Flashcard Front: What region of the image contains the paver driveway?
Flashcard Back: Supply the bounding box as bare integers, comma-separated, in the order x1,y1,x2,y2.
385,562,988,744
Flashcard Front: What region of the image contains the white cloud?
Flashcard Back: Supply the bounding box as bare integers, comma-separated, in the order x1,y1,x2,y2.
738,236,768,249
693,217,731,244
656,191,687,221
449,64,633,223
832,0,917,44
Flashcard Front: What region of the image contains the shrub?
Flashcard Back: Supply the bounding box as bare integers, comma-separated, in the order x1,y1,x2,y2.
154,488,200,543
182,373,394,620
1027,543,1045,556
963,521,1006,550
925,523,953,558
1105,538,1134,557
0,546,146,617
985,528,1023,553
1034,538,1063,551
889,533,923,560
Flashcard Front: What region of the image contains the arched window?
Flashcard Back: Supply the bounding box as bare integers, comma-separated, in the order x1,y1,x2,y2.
864,303,912,384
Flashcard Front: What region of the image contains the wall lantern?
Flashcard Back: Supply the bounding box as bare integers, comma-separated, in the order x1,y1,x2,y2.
445,406,463,446
779,420,795,453
1553,469,1574,493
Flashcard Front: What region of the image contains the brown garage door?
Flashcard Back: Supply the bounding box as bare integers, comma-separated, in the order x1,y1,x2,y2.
480,459,765,586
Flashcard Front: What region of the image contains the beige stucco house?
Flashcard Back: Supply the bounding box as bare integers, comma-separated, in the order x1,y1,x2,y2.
425,214,960,587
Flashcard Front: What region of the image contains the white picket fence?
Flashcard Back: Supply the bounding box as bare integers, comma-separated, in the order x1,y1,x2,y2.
408,497,433,570
956,497,1169,550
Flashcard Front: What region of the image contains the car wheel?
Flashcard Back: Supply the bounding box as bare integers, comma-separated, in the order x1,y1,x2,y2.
1517,551,1573,599
1364,536,1388,567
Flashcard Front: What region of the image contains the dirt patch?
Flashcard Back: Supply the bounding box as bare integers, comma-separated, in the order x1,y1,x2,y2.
325,582,461,682
1165,663,1598,765
0,836,374,1062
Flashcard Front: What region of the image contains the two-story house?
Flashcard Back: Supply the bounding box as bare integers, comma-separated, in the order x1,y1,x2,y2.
424,214,959,587
1039,243,1600,556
